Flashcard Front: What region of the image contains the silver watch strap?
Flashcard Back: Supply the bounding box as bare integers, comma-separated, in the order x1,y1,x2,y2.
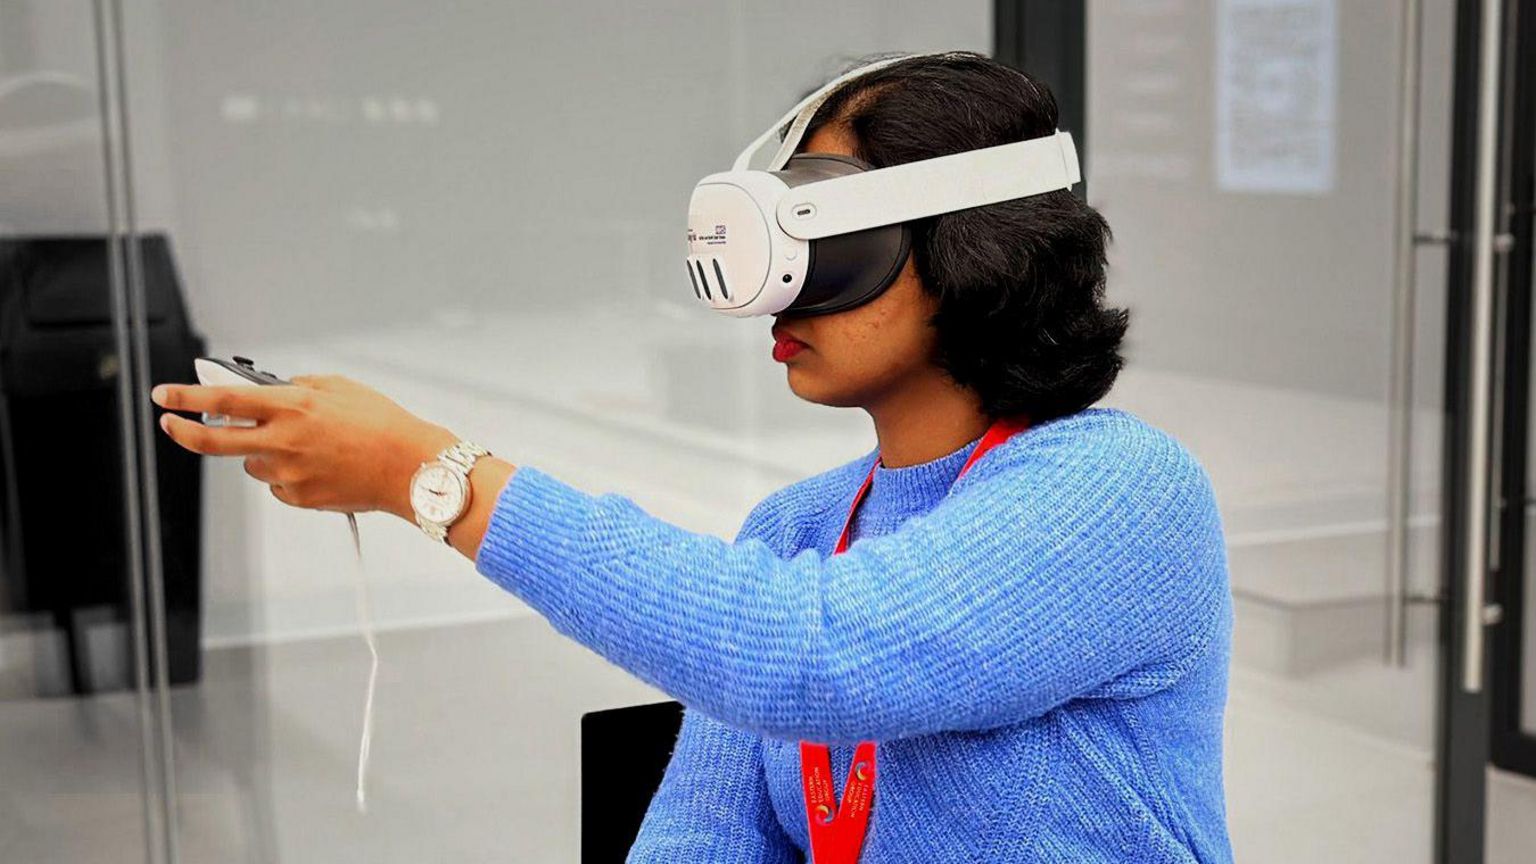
420,518,448,543
439,440,490,473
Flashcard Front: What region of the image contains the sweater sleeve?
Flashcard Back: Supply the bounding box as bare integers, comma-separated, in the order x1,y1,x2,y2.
475,412,1230,743
626,497,798,863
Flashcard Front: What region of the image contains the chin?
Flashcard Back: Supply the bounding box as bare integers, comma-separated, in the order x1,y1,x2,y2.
784,368,863,409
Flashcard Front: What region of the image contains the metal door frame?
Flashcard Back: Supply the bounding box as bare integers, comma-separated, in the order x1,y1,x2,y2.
1490,0,1536,782
91,0,181,861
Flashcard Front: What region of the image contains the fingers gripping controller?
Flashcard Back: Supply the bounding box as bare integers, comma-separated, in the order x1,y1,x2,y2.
193,356,290,426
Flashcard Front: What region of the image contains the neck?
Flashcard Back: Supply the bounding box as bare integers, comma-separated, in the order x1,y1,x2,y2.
865,375,990,468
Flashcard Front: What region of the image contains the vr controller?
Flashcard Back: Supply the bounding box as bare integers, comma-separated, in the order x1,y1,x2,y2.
193,356,288,428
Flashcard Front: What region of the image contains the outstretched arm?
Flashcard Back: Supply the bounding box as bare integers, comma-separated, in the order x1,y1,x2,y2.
151,379,1229,744
474,410,1230,743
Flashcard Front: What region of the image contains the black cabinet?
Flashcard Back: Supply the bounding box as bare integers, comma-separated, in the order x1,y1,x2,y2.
0,234,204,694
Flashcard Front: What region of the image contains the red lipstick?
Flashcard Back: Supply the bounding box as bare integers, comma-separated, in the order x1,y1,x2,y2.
771,322,808,362
772,338,806,362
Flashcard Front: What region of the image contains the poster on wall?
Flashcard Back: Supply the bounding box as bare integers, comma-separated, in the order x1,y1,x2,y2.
1215,0,1337,194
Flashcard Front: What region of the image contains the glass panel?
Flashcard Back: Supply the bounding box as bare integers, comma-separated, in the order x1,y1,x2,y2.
0,1,154,861
113,2,992,860
1086,1,1452,862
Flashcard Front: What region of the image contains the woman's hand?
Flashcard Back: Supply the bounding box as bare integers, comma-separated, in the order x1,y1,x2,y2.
151,374,459,519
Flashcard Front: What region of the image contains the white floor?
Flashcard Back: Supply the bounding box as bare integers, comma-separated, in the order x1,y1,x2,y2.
4,618,1536,863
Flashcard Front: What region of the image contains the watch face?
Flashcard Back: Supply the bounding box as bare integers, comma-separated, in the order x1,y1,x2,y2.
411,463,467,524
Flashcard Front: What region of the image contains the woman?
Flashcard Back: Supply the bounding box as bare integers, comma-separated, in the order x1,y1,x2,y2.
153,52,1233,862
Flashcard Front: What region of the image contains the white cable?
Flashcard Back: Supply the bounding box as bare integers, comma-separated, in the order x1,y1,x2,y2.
347,512,378,813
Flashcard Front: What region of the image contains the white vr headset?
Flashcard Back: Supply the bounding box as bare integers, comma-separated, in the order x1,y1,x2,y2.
685,52,1081,317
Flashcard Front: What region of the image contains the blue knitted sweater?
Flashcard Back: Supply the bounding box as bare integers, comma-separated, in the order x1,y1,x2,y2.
475,406,1234,862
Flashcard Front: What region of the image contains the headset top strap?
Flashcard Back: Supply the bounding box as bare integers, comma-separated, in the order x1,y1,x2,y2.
731,51,976,173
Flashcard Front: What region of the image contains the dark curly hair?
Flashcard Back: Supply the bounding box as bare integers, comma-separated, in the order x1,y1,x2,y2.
797,51,1127,424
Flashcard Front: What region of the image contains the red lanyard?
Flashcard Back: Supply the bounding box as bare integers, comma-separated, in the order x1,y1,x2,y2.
800,415,1030,864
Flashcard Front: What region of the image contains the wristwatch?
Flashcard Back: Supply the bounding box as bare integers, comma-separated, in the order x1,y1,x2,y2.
409,440,491,543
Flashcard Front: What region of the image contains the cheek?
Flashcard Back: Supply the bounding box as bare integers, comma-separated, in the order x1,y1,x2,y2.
791,255,937,386
811,302,928,376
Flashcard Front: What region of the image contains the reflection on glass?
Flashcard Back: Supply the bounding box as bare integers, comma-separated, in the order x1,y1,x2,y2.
1089,1,1451,862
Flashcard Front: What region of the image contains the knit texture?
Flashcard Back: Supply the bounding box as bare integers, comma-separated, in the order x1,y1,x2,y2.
475,406,1234,862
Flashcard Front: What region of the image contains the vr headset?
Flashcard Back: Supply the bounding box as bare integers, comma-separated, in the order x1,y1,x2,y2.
685,52,1081,318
